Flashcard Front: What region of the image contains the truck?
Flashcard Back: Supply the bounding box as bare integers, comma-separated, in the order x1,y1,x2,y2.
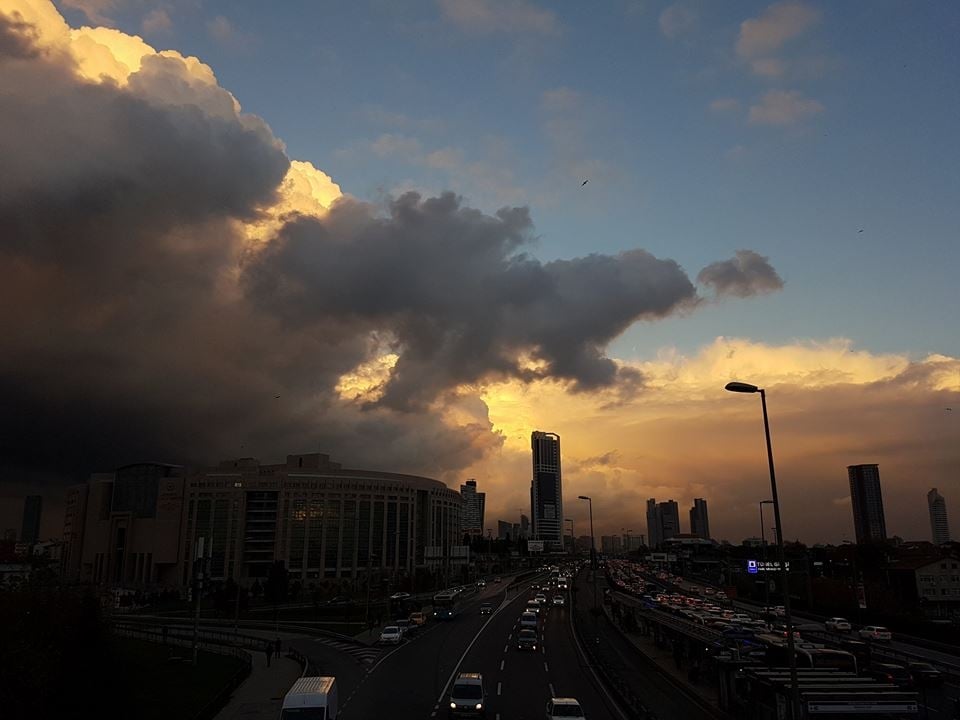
281,676,338,720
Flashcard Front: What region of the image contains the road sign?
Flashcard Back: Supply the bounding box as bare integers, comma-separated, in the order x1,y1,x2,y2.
747,560,758,574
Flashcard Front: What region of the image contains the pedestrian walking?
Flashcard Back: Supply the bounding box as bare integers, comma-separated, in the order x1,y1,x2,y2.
275,637,282,659
264,641,272,667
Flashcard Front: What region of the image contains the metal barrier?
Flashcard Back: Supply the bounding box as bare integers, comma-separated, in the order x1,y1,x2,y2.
110,623,252,720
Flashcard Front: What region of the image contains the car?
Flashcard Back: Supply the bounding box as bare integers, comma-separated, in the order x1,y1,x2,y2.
449,672,486,718
545,697,586,720
526,600,542,614
396,619,413,636
771,605,785,617
869,663,913,689
479,602,493,615
477,580,486,588
552,595,565,607
535,594,548,605
493,577,502,583
907,662,943,687
520,611,538,629
409,611,427,626
437,607,456,621
825,617,852,632
517,628,538,651
379,625,403,645
859,625,892,642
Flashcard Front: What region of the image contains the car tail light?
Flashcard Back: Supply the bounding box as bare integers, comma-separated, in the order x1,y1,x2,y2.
885,674,894,683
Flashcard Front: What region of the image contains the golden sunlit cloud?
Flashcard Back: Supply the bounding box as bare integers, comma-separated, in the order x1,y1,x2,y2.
335,352,399,403
446,337,960,544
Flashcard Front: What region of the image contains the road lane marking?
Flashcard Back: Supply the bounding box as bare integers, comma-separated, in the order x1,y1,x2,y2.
549,683,555,696
503,644,508,653
497,682,502,696
508,633,512,640
500,660,505,670
433,582,534,707
544,662,549,672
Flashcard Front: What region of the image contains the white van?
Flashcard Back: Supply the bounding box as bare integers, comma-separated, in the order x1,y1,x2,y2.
281,676,338,719
520,611,538,629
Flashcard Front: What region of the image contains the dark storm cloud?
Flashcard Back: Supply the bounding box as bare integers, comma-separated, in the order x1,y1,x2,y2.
697,249,784,298
0,4,782,498
0,10,39,58
243,192,700,409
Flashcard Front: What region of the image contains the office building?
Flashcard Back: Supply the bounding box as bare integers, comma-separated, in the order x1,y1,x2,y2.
20,495,43,545
519,514,530,539
646,498,680,549
848,464,887,544
497,520,513,540
600,535,622,555
928,488,951,545
690,498,710,539
460,479,486,535
63,452,462,588
530,431,563,549
622,534,643,552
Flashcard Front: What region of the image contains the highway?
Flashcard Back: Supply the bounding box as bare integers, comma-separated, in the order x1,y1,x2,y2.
285,571,711,720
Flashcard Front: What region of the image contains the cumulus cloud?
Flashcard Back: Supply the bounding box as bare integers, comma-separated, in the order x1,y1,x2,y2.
658,3,697,39
736,1,820,77
437,0,560,36
697,250,784,298
748,89,823,125
709,97,741,114
736,1,820,59
0,1,780,515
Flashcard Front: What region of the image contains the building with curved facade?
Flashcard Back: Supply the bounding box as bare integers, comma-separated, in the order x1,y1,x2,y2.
64,452,462,590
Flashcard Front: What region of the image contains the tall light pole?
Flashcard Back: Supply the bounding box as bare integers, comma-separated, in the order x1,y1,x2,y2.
726,381,800,719
577,495,598,611
760,499,774,608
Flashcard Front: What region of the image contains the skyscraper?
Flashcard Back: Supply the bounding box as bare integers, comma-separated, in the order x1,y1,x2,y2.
460,479,486,535
646,498,661,548
519,514,530,539
497,520,513,540
848,464,887,544
20,495,42,545
646,498,680,548
530,431,563,549
690,498,710,539
928,488,951,545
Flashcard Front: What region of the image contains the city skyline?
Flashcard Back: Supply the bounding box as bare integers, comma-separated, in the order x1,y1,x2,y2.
1,1,958,546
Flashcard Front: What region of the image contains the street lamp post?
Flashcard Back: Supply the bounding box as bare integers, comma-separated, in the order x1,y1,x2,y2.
726,381,800,720
577,495,598,612
760,499,774,607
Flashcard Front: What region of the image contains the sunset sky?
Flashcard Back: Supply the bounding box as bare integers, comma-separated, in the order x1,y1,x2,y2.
1,0,958,544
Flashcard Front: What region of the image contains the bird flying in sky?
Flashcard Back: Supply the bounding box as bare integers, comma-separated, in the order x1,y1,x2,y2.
581,180,588,187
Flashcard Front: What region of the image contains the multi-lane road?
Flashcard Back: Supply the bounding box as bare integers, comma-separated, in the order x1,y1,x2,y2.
288,571,707,720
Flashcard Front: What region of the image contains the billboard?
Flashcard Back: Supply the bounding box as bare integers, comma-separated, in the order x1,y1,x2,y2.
527,540,545,553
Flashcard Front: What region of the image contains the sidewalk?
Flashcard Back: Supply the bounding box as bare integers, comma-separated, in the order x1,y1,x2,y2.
215,649,302,720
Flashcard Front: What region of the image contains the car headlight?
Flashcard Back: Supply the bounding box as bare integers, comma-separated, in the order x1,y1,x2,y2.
475,703,483,710
450,702,457,709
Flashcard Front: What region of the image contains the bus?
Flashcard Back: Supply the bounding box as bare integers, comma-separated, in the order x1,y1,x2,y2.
757,636,858,674
432,589,462,620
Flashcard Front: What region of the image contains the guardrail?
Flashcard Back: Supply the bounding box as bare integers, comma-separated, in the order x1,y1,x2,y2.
570,581,660,719
110,623,252,720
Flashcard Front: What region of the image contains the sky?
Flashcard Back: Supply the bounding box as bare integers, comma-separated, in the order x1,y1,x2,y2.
0,0,958,545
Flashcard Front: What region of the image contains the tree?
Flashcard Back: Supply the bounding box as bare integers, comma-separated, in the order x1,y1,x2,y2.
264,561,289,604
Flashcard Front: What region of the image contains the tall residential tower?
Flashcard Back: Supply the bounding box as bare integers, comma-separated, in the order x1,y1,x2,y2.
928,488,951,545
531,431,563,549
689,498,710,539
848,464,887,544
460,479,486,536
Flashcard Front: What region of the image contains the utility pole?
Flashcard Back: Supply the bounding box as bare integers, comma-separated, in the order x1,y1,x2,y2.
191,536,206,666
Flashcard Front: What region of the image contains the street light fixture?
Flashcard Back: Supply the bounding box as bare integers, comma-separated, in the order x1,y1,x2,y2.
577,495,598,611
725,381,800,719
